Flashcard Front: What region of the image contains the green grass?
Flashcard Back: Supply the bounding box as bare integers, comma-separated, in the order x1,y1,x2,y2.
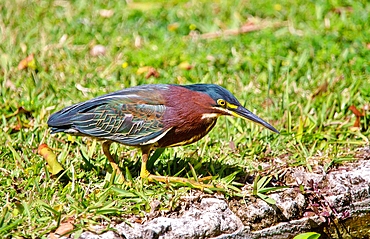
1,0,369,237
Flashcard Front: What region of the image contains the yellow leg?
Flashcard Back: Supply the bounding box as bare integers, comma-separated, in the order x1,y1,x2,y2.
139,147,218,189
102,141,125,183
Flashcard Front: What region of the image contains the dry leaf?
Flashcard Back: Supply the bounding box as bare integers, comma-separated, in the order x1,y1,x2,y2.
54,221,74,236
17,54,35,70
137,66,159,78
49,233,58,239
312,81,328,99
229,141,236,151
38,144,64,175
5,106,33,133
137,66,150,75
6,106,32,119
145,67,160,79
192,19,284,39
167,23,179,31
349,105,364,128
332,7,353,15
349,105,364,117
178,61,193,70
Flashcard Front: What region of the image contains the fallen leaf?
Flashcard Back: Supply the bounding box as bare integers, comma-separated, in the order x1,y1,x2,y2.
6,106,32,119
167,23,179,31
191,19,284,39
38,144,64,175
17,54,35,70
229,141,236,151
54,221,74,236
145,67,160,79
332,7,353,15
312,81,328,99
10,123,22,133
5,107,33,133
349,105,364,117
261,98,273,108
137,66,159,78
49,233,58,239
349,105,364,128
178,61,193,70
137,66,150,75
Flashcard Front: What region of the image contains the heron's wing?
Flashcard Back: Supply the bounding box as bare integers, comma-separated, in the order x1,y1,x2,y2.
48,85,170,146
71,100,167,145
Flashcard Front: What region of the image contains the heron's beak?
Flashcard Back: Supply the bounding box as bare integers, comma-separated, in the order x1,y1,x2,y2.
231,106,280,134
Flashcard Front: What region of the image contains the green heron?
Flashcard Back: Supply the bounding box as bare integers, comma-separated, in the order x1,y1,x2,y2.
48,84,279,187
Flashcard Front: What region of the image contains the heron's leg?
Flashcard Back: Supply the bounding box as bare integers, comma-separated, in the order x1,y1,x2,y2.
140,146,151,179
139,147,217,189
102,141,125,182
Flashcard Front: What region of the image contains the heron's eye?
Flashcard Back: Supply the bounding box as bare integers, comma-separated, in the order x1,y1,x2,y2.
217,99,226,107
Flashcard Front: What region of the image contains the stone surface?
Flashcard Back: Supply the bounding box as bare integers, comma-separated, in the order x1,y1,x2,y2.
72,150,370,239
79,198,243,239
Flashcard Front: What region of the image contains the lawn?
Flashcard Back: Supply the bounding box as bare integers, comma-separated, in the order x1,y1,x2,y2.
1,0,369,238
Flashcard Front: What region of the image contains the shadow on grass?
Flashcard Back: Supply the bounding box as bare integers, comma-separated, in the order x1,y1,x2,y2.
120,148,251,185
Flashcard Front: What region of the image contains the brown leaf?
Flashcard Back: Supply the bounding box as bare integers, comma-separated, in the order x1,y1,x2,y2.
11,123,22,133
332,7,353,15
38,144,64,175
49,233,58,239
229,141,236,151
54,221,74,236
145,67,160,79
312,81,328,99
134,218,142,223
349,105,364,128
136,66,160,78
17,54,35,70
192,19,284,40
178,61,193,70
349,105,364,117
6,106,32,119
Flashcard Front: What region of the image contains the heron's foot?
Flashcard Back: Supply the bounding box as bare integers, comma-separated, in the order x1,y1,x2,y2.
140,168,151,179
143,174,220,189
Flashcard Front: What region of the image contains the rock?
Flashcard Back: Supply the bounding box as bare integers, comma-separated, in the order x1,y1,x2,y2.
73,155,370,239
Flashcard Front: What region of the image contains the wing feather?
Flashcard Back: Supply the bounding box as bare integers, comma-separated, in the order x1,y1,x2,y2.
48,85,170,146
